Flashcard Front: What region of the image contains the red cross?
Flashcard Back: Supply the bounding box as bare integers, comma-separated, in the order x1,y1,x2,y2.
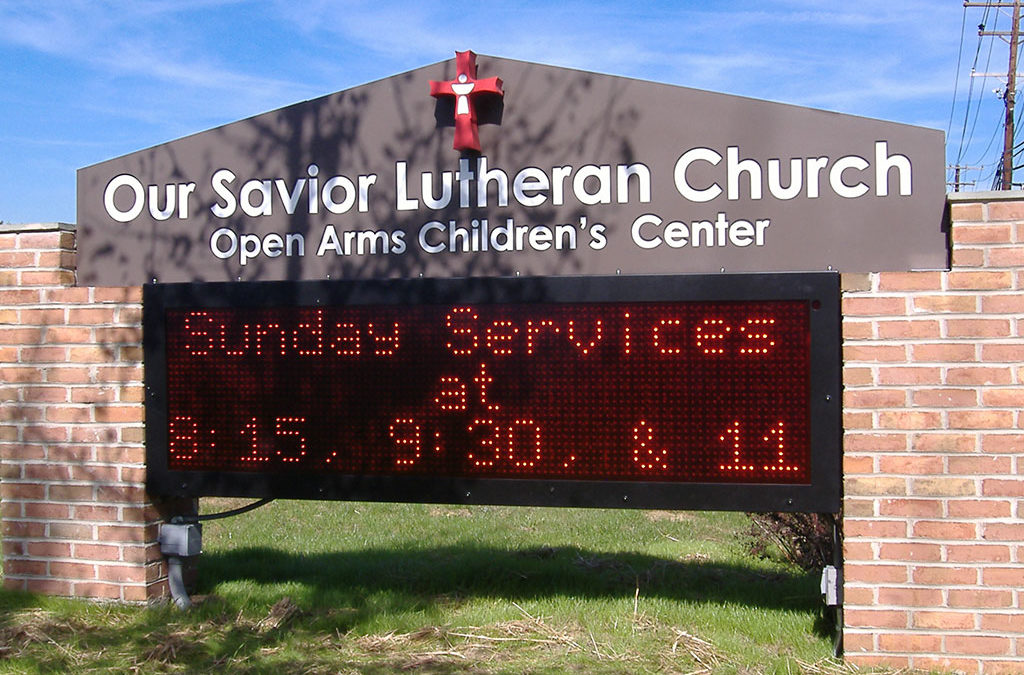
430,51,504,152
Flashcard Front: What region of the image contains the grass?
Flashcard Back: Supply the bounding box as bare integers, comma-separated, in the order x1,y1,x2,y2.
0,500,862,674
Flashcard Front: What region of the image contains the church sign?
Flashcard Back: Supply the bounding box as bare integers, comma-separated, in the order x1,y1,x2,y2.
76,52,946,285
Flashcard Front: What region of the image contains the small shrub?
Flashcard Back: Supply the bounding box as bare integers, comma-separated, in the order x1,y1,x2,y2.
745,512,836,572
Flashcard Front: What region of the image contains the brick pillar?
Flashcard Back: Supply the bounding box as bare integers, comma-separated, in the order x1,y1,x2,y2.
0,223,168,601
843,193,1024,673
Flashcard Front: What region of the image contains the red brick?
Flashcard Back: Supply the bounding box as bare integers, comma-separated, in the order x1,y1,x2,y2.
5,560,48,576
843,296,907,316
878,456,944,475
67,308,115,324
911,342,976,362
95,405,143,423
913,520,976,540
842,586,875,605
97,525,149,543
949,202,985,221
948,270,1013,290
21,270,75,286
878,543,942,563
44,326,92,343
947,544,1011,563
95,446,145,463
1,443,46,460
48,522,94,540
22,578,72,595
884,272,946,291
73,582,123,600
0,326,43,344
48,484,94,501
49,561,96,580
982,388,1024,406
842,320,873,339
0,366,43,384
844,389,906,408
988,246,1024,266
912,565,977,584
97,485,148,504
878,411,942,429
19,308,66,325
23,501,71,519
946,635,1011,656
948,588,1013,607
984,523,1024,541
0,289,42,304
91,286,142,303
73,505,119,521
982,434,1024,453
71,387,117,403
878,632,942,652
952,247,985,267
843,367,874,386
913,610,976,630
844,344,906,362
44,287,90,303
913,294,978,313
981,613,1024,632
946,366,1013,385
26,541,72,558
946,317,1012,337
914,432,978,453
71,465,119,483
949,409,1015,429
73,544,122,562
45,406,93,423
71,426,117,443
846,654,910,669
948,499,1012,518
68,346,118,363
844,519,906,538
844,564,907,585
877,366,942,385
983,479,1024,497
97,365,143,382
914,657,985,673
983,567,1024,586
844,433,907,452
22,425,68,442
876,319,941,339
17,232,66,249
844,498,874,517
843,455,873,473
879,498,943,518
982,294,1024,313
912,477,977,497
845,477,907,496
844,609,907,629
96,564,147,584
986,200,1024,220
948,455,1012,474
912,388,977,407
982,344,1024,362
46,367,93,383
20,346,66,362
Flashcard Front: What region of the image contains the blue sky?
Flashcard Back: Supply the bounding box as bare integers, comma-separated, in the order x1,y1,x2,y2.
0,1,1005,224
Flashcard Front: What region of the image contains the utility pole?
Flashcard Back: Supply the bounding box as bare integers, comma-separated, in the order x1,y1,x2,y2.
967,0,1023,189
947,164,983,191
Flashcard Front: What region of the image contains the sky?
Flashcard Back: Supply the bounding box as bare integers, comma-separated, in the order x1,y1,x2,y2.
0,1,1010,225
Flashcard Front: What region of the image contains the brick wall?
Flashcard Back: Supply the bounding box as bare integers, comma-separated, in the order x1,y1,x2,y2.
0,223,169,601
843,193,1024,673
3,194,1024,672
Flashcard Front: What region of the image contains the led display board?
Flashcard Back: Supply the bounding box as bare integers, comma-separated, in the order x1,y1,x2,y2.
144,273,841,512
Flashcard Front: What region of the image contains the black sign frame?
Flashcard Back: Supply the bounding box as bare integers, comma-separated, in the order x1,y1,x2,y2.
143,273,842,513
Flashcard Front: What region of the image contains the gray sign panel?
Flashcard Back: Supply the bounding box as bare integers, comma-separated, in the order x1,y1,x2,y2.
77,54,947,285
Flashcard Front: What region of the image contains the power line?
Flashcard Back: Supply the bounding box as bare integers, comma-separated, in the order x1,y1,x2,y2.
966,0,1023,189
